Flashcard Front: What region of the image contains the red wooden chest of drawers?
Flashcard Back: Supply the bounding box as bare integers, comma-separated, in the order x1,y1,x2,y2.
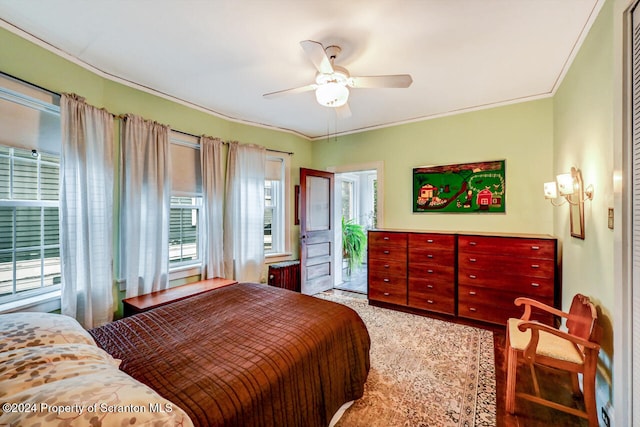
367,230,560,325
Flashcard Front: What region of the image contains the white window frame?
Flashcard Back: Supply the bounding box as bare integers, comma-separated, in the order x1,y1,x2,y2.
340,173,359,222
264,153,292,261
169,195,203,270
168,132,204,279
0,74,62,312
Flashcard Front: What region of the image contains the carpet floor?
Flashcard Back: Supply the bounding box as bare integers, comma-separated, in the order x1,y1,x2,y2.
318,293,497,427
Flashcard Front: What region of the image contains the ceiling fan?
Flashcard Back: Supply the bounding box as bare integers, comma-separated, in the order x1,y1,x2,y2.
263,40,413,118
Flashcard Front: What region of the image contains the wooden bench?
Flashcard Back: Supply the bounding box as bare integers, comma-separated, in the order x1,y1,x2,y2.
122,277,237,317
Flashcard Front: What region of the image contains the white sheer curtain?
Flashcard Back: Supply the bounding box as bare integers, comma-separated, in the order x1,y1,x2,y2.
200,136,225,279
120,114,171,298
60,94,114,328
224,142,266,282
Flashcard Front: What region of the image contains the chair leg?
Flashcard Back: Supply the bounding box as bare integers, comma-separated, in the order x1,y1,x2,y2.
505,345,518,414
582,369,599,427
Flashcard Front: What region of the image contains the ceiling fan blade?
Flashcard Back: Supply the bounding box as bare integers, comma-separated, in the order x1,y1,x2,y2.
349,74,413,89
300,40,334,74
263,84,316,99
335,103,351,119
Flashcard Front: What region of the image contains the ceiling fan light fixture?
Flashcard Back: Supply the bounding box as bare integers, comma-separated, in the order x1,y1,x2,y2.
315,82,349,107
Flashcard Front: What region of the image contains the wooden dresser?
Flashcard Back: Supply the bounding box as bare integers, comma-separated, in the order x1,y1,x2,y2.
367,230,559,325
457,234,558,325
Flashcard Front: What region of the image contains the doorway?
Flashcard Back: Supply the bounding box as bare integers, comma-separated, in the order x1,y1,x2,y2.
332,164,381,294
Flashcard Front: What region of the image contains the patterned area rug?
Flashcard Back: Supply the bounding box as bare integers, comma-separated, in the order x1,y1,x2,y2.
318,293,496,427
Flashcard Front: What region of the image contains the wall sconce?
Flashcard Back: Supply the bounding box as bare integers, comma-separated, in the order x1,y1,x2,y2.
543,167,594,207
543,166,593,240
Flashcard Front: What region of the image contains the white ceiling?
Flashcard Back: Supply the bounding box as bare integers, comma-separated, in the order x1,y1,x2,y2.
0,0,603,140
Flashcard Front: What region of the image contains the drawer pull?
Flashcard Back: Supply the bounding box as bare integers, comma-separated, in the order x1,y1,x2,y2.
427,239,434,243
427,269,434,274
383,236,390,240
384,264,390,269
384,250,390,254
427,284,434,289
469,291,476,296
531,282,540,287
531,245,540,250
531,264,540,269
427,300,434,304
383,278,390,283
469,241,477,246
427,254,434,258
383,292,390,296
469,274,477,279
469,307,477,312
469,258,477,262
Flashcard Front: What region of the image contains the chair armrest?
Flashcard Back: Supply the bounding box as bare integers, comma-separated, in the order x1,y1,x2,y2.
514,297,568,320
517,320,601,351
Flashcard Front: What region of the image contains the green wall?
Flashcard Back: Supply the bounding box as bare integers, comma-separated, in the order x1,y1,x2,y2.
553,0,616,409
312,99,555,235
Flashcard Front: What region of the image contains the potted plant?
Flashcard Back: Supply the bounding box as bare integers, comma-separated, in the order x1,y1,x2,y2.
342,217,367,276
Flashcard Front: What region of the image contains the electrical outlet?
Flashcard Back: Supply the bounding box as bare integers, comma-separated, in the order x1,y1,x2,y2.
602,406,610,427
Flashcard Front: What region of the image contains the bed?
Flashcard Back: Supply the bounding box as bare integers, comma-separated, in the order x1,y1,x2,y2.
0,282,370,427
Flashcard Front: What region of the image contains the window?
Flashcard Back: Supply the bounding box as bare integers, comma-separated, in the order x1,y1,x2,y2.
0,146,61,302
169,132,203,271
169,196,201,266
0,74,61,305
264,154,289,256
341,179,355,221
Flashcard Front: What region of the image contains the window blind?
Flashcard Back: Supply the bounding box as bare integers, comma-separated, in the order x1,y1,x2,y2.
170,132,202,196
0,74,60,156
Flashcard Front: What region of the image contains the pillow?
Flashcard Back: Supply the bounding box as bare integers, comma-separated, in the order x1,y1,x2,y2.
0,369,194,427
0,343,121,397
0,312,96,351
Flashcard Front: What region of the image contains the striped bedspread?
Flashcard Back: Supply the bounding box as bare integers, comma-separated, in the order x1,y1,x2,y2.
89,283,370,427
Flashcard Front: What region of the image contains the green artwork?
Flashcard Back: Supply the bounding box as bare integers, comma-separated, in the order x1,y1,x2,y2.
413,160,505,213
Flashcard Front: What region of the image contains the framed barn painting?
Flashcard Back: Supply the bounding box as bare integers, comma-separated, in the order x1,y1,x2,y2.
412,160,506,213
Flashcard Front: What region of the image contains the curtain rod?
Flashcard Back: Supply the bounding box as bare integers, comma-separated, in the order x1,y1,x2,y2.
172,129,293,155
1,72,294,156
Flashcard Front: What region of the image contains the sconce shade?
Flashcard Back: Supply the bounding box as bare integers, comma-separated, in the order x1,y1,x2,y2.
544,182,558,199
556,173,575,196
315,82,349,107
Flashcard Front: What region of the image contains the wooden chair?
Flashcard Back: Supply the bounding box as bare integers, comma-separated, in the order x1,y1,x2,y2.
505,294,601,426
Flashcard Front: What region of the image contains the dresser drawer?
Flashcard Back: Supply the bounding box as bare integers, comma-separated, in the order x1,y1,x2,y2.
369,259,406,277
458,285,553,309
459,235,555,259
408,263,455,281
457,267,555,297
369,231,408,247
369,279,407,305
457,302,521,325
409,248,455,265
409,233,455,251
408,293,455,315
368,245,407,263
458,254,555,279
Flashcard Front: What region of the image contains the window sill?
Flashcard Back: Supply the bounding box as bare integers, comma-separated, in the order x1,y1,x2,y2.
265,252,294,264
169,264,202,281
0,290,62,314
